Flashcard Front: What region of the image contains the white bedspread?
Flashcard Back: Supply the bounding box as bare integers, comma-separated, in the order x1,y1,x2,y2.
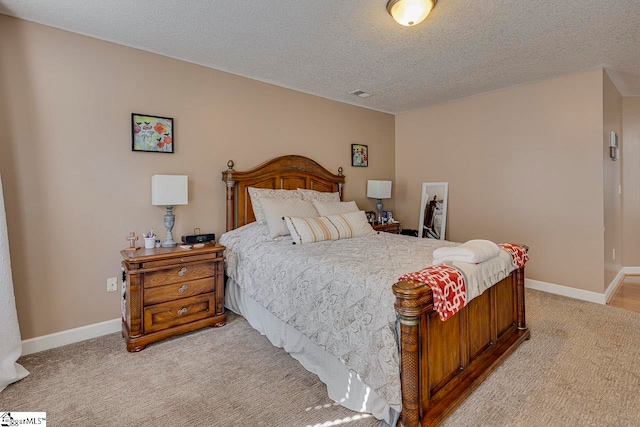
220,223,458,409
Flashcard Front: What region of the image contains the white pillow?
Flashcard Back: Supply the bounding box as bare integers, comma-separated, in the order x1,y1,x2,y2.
259,197,319,239
297,188,341,202
248,187,302,224
312,200,359,216
284,211,375,245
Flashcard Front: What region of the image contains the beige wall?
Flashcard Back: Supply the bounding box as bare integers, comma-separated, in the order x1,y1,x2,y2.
622,97,640,266
395,69,606,293
602,72,623,285
0,15,395,339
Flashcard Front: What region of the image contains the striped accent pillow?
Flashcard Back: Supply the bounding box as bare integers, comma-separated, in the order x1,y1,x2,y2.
284,211,375,245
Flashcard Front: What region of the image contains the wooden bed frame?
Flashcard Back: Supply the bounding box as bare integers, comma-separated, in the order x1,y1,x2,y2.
222,155,530,427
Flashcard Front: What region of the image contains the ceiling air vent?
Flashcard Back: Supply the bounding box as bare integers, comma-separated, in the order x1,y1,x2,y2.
349,89,373,98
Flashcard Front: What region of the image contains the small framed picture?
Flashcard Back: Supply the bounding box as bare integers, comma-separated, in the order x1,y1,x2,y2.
132,113,174,153
383,210,393,223
365,211,376,223
351,144,368,167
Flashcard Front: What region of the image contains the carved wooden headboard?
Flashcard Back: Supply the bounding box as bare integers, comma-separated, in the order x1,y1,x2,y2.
221,155,345,231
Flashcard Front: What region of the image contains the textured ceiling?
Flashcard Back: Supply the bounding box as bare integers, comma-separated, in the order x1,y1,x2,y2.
1,0,639,114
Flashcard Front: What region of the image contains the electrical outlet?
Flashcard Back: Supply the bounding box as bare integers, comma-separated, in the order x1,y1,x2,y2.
107,277,118,292
613,248,616,260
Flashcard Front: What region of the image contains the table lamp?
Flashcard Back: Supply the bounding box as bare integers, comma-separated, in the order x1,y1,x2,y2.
152,175,188,247
367,180,392,223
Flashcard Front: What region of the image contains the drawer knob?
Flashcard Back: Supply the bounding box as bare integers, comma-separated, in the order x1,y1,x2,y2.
177,307,188,315
178,284,188,293
178,267,187,276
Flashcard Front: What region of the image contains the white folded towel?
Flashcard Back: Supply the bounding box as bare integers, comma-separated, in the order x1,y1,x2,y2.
432,239,501,264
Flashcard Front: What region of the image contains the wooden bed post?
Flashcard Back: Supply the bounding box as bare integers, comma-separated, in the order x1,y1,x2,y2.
516,266,527,330
337,167,344,201
393,280,434,427
398,314,421,427
223,160,236,232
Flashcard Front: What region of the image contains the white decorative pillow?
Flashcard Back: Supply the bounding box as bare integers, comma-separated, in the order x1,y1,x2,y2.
259,197,319,239
284,211,375,245
248,187,302,224
312,200,359,216
297,188,341,202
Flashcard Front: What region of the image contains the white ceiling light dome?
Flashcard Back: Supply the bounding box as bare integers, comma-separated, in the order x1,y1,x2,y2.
386,0,437,27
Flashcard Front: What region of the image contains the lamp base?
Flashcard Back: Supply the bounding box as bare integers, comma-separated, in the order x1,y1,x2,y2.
376,199,383,223
161,206,177,247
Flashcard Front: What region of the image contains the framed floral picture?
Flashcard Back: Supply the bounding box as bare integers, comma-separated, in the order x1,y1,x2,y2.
132,113,174,153
351,144,368,167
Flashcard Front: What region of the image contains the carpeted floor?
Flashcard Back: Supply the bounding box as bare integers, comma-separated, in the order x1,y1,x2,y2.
1,289,640,426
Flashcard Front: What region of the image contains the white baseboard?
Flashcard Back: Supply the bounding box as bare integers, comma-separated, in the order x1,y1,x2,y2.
21,318,121,356
624,266,640,275
604,268,626,303
525,266,633,305
525,278,606,304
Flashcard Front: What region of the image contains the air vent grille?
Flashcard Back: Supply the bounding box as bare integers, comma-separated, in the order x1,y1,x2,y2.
349,89,373,98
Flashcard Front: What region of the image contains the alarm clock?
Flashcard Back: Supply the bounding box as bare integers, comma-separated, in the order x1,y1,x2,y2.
181,233,215,245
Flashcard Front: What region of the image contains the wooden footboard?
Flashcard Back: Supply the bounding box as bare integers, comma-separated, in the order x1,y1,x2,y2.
393,267,530,427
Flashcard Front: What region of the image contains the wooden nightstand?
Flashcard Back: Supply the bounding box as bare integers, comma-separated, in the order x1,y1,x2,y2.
120,244,226,352
373,222,401,234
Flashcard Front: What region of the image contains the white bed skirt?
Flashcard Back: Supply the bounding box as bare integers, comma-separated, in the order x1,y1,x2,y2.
225,278,399,426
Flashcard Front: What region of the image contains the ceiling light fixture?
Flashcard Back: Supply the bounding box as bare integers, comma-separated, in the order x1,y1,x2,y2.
386,0,437,27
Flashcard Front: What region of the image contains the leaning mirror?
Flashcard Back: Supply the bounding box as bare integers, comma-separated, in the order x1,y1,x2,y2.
418,182,448,240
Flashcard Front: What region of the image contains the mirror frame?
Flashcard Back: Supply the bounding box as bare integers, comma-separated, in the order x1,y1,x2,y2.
418,182,448,240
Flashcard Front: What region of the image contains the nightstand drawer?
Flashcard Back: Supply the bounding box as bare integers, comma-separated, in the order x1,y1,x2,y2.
144,263,214,288
143,277,215,306
142,253,222,269
144,293,215,333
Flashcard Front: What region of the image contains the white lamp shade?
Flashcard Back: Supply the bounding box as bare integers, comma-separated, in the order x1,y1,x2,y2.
151,175,188,206
367,180,392,199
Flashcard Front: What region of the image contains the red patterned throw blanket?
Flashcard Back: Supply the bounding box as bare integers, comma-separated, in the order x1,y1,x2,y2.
398,265,466,321
398,243,528,321
498,243,529,268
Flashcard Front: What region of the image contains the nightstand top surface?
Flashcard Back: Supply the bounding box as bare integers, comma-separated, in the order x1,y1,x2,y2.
120,243,224,262
372,222,401,233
